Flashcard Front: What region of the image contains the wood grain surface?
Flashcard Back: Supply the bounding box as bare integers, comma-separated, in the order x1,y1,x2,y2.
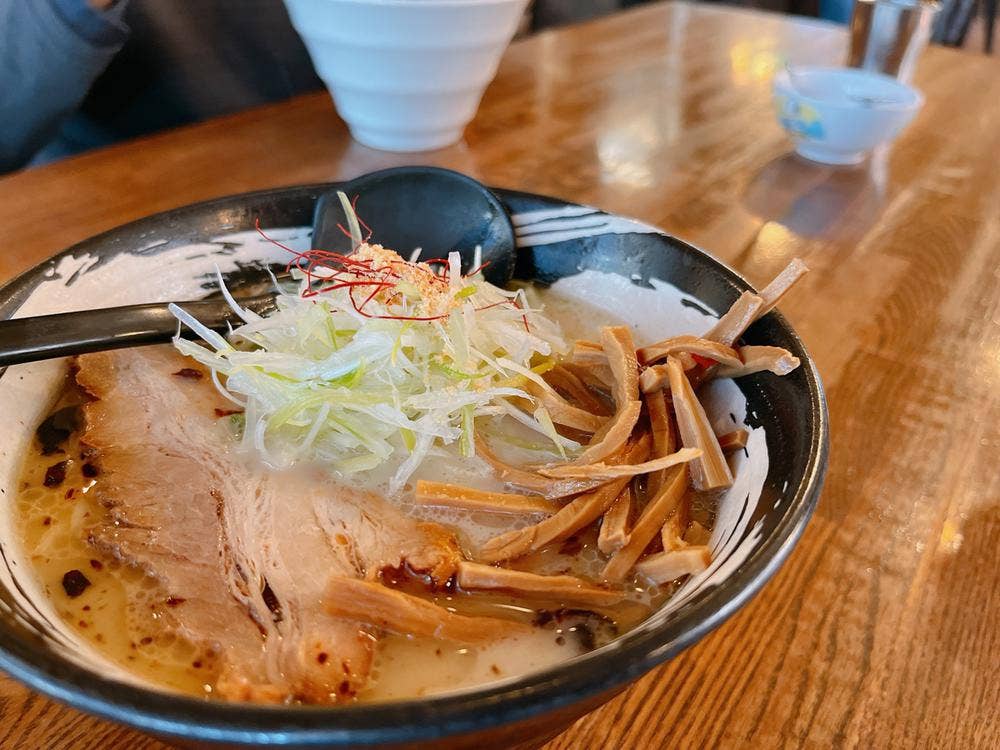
1,2,998,748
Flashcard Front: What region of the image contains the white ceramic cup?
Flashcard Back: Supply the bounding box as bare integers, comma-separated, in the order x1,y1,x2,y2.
283,0,529,152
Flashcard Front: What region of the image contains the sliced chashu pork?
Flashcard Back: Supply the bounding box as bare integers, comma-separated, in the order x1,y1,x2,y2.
76,346,458,703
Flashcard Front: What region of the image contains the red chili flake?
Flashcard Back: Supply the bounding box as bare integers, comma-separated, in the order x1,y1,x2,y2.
82,605,91,612
172,368,203,379
214,408,243,418
381,291,403,307
139,636,153,646
44,461,68,488
81,463,99,478
89,559,103,571
192,660,203,669
78,620,88,628
165,596,186,607
61,570,91,598
338,680,352,695
42,516,52,526
64,488,75,499
316,652,329,665
690,354,717,369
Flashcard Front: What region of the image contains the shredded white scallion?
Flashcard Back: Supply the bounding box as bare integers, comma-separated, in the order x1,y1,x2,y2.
171,197,569,492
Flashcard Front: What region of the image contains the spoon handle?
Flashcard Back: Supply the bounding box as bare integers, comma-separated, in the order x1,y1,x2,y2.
0,296,276,368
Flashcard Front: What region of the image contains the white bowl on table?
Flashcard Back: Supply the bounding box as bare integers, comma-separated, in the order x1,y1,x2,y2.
283,0,529,152
772,66,923,165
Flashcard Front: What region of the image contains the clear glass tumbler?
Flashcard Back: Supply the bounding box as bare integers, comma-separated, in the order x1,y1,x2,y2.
847,0,940,83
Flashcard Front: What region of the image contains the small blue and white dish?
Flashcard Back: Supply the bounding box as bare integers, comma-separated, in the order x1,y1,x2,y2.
773,65,923,165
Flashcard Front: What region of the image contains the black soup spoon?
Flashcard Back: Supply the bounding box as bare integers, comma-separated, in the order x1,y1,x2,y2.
0,167,516,367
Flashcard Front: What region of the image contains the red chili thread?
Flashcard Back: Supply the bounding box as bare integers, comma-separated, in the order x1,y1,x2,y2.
255,217,501,319
368,264,403,278
346,286,448,321
358,272,394,311
316,280,395,297
464,260,492,277
391,258,447,286
351,194,374,241
254,218,299,256
331,197,374,249
474,300,505,312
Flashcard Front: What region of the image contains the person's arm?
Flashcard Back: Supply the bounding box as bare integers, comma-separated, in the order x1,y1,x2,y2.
0,0,130,173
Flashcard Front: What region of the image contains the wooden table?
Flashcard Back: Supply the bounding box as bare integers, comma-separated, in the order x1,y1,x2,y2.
1,2,997,747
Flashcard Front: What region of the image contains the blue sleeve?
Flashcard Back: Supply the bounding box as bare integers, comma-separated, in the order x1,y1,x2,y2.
0,0,130,173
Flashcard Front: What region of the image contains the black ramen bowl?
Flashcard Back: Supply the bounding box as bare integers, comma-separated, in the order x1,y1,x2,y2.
0,183,828,749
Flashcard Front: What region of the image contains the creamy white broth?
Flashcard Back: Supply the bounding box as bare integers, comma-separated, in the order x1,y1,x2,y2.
12,274,759,702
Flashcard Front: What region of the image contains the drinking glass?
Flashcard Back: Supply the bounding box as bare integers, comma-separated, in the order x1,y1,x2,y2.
847,0,940,83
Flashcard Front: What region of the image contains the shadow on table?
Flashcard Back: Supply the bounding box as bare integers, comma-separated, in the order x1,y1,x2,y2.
742,150,888,240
